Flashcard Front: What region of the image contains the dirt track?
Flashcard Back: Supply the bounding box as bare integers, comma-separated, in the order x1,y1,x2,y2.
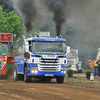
0,73,100,100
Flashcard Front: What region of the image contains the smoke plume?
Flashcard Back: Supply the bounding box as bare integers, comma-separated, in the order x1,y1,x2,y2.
14,0,37,33
43,0,68,36
63,0,100,67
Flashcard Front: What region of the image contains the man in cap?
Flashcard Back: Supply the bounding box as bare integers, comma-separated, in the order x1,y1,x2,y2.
0,46,7,53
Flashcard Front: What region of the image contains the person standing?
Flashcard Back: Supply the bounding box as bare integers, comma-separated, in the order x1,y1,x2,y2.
0,46,7,53
97,57,100,76
88,60,95,75
94,58,99,76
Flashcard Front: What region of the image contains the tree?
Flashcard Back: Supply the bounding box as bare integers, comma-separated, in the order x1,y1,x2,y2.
30,29,40,37
0,0,13,13
0,6,24,54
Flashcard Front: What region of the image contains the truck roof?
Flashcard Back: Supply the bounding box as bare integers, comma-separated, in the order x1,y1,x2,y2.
97,48,100,51
25,37,66,43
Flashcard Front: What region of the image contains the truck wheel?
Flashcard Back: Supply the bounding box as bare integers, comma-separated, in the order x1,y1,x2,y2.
79,68,83,73
24,67,31,83
56,76,64,83
13,62,19,81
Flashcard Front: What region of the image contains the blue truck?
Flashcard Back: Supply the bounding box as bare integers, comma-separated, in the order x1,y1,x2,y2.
13,36,67,83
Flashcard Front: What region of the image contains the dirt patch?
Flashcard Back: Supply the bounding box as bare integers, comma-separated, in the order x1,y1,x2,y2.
0,75,6,79
0,78,100,100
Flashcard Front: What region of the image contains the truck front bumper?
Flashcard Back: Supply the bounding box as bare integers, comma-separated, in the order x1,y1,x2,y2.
29,71,66,77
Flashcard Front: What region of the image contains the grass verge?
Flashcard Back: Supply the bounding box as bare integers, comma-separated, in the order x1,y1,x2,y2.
65,76,100,84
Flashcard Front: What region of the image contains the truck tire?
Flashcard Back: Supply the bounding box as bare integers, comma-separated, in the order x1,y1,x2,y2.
24,67,31,83
56,76,64,83
13,62,19,81
79,68,83,73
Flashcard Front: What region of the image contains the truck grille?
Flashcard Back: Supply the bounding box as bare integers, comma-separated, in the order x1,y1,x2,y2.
67,60,74,65
67,65,71,68
38,58,60,72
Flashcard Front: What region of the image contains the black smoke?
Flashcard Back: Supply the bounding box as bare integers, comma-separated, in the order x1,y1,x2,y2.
43,0,67,36
14,0,37,33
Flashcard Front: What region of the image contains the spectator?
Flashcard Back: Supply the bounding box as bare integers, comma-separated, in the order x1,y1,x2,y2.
94,58,99,76
0,46,7,53
88,60,95,75
96,57,100,76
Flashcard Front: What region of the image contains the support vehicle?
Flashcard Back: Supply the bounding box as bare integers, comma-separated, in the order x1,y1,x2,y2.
67,49,83,73
13,36,67,83
96,48,100,58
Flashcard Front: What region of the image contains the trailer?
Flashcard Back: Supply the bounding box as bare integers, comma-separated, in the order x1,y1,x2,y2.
13,36,67,83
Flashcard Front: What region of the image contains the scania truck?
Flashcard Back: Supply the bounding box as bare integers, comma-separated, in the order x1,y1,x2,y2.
13,36,67,83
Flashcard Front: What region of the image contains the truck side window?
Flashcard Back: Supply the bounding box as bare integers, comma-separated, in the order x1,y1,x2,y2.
28,41,32,52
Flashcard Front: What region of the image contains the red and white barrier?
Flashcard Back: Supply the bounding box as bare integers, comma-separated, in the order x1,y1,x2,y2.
0,56,7,76
1,62,6,75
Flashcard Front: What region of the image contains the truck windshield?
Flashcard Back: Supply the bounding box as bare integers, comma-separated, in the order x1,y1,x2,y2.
32,42,65,55
67,51,75,59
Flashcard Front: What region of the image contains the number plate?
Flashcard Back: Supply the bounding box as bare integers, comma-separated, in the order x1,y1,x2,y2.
45,74,53,76
47,55,55,57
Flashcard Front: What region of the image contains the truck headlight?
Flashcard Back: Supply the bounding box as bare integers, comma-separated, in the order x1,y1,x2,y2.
31,69,38,74
31,70,35,73
30,67,38,73
34,70,38,73
31,70,38,74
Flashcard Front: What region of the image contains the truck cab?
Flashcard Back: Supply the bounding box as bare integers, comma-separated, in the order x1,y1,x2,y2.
14,37,67,83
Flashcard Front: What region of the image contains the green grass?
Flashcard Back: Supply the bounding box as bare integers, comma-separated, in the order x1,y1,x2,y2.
65,76,100,84
66,77,79,82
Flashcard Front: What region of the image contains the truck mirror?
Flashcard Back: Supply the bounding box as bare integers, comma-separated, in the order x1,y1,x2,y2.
67,46,70,54
25,45,29,52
